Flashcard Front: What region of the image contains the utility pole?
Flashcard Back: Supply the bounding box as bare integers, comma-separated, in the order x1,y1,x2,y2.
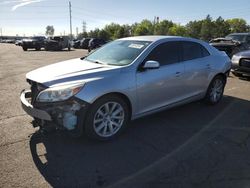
69,1,72,40
82,21,86,33
76,27,78,38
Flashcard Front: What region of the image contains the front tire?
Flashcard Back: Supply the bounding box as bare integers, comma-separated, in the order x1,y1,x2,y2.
205,75,226,105
22,46,27,51
85,95,130,141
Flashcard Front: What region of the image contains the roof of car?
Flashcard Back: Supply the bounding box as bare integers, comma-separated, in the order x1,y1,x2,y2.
119,35,185,42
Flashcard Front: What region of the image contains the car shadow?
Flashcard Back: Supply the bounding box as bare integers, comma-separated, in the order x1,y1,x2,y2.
239,76,250,81
29,96,248,187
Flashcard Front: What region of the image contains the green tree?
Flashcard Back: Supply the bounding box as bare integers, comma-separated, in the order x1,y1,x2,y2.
104,23,122,40
226,18,248,33
45,25,54,36
88,29,99,38
134,19,154,36
168,24,187,36
98,29,110,41
77,32,88,39
214,16,230,38
200,15,215,41
186,20,203,39
154,20,174,35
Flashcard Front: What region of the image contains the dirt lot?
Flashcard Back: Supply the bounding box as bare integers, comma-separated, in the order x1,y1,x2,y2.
0,43,250,188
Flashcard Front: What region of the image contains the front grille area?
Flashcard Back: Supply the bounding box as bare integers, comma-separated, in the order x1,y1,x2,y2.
27,80,47,105
240,58,250,68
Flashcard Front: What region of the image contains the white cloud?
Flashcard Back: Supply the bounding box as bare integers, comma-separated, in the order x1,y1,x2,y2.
6,0,45,11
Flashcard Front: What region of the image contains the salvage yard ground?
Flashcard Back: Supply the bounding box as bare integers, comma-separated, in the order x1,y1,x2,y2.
0,43,250,188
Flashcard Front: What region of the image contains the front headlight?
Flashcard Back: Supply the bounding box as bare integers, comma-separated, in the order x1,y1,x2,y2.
36,83,84,102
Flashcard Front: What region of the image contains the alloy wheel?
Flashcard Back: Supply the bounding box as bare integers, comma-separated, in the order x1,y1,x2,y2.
93,102,125,137
210,79,224,103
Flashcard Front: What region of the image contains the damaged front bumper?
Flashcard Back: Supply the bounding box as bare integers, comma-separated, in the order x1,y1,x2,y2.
20,89,52,121
20,89,89,133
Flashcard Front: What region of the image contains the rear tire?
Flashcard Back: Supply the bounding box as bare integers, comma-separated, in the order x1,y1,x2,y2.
205,75,226,105
84,95,130,141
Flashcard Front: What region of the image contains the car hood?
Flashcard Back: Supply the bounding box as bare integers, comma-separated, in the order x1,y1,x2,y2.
26,58,121,87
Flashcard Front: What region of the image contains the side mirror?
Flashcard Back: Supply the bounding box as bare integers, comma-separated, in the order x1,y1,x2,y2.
143,60,160,69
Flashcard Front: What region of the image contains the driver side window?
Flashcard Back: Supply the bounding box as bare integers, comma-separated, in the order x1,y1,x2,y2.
145,41,181,66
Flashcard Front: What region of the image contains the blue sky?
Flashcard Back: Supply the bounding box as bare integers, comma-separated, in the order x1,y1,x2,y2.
0,0,250,36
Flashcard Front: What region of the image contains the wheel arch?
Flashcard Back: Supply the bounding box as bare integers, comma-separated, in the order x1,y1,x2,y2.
91,92,133,119
213,72,227,83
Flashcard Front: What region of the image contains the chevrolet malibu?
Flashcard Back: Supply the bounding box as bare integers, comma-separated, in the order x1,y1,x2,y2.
20,36,231,141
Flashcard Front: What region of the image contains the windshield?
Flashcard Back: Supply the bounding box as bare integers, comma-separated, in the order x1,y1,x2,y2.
85,40,151,66
226,35,246,42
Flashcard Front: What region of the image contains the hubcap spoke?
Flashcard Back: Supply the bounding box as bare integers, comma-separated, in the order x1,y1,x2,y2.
112,107,123,116
104,103,110,114
111,115,124,120
102,125,108,135
96,122,106,132
108,122,114,133
111,121,121,128
94,118,103,124
110,103,117,113
97,109,105,117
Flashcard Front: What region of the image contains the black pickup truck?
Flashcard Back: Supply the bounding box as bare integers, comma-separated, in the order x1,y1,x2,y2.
22,36,46,51
45,36,71,51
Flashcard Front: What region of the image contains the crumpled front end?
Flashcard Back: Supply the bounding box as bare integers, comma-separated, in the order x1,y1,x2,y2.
20,80,89,133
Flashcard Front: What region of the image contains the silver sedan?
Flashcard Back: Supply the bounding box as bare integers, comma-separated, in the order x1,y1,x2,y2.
20,36,231,141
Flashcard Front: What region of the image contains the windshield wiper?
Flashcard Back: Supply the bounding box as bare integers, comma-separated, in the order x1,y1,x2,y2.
94,61,103,65
84,58,105,65
80,56,86,60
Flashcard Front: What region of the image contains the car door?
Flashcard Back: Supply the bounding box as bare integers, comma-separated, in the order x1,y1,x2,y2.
136,41,185,115
181,41,211,97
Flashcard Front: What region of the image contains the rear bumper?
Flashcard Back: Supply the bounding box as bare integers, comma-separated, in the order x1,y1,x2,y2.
20,90,52,121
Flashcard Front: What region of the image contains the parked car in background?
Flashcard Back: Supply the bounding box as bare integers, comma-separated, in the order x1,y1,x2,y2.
88,38,106,52
3,39,15,44
231,50,250,77
45,36,71,51
210,33,250,57
20,36,231,141
22,36,46,51
15,39,23,46
80,38,91,49
72,39,81,49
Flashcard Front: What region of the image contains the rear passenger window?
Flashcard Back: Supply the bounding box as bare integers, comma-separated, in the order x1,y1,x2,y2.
146,42,181,66
182,41,210,61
